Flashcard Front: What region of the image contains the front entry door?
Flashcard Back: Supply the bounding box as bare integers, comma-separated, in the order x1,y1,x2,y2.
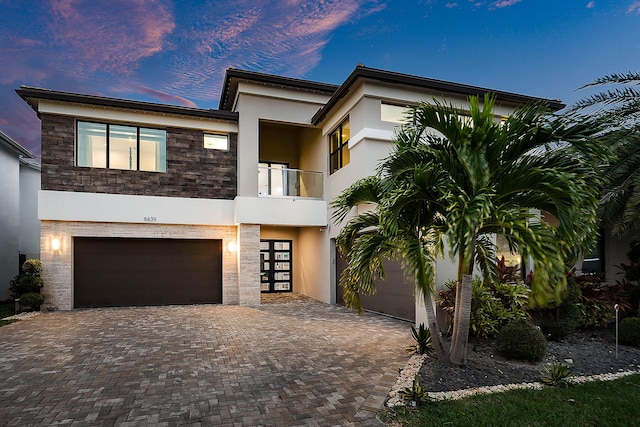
260,240,292,292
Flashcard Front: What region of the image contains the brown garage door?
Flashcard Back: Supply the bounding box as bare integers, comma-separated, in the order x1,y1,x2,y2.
336,253,415,322
74,238,222,308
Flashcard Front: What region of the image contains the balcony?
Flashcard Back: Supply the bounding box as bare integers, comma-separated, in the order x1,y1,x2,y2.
258,165,323,199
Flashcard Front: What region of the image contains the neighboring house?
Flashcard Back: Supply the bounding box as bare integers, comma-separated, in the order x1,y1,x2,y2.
0,131,41,300
18,66,571,319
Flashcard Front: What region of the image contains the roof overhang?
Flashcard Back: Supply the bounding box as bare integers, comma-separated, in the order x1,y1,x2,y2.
17,87,239,122
0,129,35,158
219,68,338,111
311,65,566,125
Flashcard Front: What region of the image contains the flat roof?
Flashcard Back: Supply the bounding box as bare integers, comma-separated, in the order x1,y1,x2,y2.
219,68,338,110
311,65,566,124
17,87,239,122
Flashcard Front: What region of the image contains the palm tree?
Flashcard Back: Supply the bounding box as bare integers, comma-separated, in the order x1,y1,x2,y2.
572,72,640,235
332,94,602,366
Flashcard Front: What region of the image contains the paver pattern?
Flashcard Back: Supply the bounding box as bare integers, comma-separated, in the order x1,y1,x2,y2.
0,296,412,426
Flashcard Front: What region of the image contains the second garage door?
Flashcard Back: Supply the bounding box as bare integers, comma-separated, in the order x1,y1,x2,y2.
74,237,222,308
336,253,415,322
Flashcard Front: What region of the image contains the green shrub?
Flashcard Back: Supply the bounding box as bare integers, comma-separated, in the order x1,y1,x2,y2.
9,275,44,298
619,317,640,347
535,276,581,340
496,319,547,362
438,278,530,338
21,259,42,276
19,292,44,310
8,259,44,300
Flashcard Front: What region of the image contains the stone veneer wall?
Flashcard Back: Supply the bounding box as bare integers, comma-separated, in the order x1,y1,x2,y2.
39,220,261,310
237,224,261,306
40,114,237,199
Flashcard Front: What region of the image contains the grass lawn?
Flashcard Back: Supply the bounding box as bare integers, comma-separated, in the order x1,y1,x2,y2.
382,374,640,427
0,300,18,327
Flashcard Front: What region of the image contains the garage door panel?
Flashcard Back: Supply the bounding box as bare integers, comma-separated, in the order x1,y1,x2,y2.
336,253,415,322
74,238,222,308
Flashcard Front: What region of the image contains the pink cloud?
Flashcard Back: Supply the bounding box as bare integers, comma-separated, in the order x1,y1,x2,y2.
628,1,640,14
14,38,45,47
492,0,522,8
167,0,381,102
0,35,50,84
446,3,459,8
133,85,198,108
48,0,175,74
586,1,595,8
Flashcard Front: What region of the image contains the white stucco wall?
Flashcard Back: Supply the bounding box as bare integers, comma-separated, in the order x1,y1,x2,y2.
234,86,330,198
19,163,40,260
0,147,20,299
39,190,235,226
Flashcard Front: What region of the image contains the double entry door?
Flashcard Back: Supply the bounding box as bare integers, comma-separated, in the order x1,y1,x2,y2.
260,240,292,292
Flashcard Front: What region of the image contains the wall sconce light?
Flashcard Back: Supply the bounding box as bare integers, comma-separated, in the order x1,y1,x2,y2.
51,238,61,252
228,241,237,253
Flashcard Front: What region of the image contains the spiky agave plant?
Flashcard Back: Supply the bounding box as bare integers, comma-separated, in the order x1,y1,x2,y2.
399,375,430,407
540,362,573,387
411,323,433,355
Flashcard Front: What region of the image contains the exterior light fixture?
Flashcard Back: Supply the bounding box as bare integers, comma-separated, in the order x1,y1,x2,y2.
52,238,61,252
228,241,237,253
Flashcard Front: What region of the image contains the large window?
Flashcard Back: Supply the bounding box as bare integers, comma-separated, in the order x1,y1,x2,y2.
77,121,166,172
329,118,350,174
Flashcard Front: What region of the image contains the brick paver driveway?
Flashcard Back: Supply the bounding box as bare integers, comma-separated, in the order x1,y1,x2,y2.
0,296,412,426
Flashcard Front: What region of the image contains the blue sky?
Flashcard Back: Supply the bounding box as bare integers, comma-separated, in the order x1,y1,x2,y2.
1,0,639,159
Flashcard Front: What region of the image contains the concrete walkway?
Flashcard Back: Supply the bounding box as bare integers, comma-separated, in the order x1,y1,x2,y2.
0,296,412,426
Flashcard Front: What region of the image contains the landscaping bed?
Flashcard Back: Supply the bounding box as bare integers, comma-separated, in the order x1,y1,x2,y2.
419,326,640,393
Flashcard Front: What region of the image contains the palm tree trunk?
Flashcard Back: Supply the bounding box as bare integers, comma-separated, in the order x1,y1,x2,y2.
423,291,449,362
449,273,473,366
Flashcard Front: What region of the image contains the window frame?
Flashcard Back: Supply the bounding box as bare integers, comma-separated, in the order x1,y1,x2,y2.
204,133,229,151
76,120,166,172
258,161,289,196
329,118,350,175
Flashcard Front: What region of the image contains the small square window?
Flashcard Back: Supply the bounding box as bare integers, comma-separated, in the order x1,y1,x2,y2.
204,134,229,151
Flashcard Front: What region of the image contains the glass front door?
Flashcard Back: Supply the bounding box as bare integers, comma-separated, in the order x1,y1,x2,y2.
260,240,292,292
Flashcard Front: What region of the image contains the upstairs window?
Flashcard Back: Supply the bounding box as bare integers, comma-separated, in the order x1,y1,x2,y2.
77,121,166,172
204,133,229,151
381,103,410,123
329,118,350,174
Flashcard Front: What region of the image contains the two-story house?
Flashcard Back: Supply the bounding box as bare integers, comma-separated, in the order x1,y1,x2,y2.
19,66,578,322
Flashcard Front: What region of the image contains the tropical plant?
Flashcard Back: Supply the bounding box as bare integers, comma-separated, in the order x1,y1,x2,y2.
333,94,602,365
571,72,640,235
410,323,432,355
437,277,530,338
399,375,430,407
540,362,573,387
576,275,629,327
534,274,582,341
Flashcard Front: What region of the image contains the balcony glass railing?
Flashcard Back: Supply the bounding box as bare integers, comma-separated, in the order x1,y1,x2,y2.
258,165,323,199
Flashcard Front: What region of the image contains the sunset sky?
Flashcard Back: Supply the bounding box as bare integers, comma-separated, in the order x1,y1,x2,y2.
1,0,639,159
